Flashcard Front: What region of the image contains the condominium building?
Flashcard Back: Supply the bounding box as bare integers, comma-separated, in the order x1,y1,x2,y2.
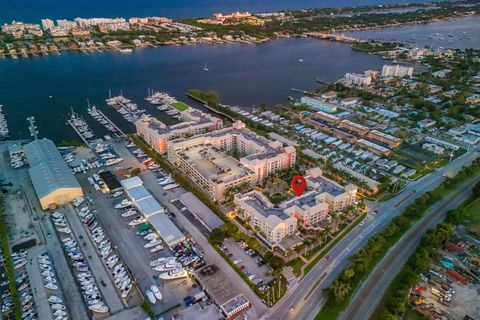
356,139,391,156
381,64,414,78
313,111,340,124
234,191,298,246
300,97,338,113
234,167,357,248
339,120,369,136
167,121,296,200
136,109,224,153
344,72,372,86
367,130,402,148
41,19,55,30
305,168,358,212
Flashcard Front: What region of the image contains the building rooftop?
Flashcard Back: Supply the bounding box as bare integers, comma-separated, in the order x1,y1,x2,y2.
195,265,248,313
178,144,253,184
370,130,401,142
306,175,345,197
24,139,81,199
139,109,220,136
120,176,143,190
241,191,290,221
149,213,185,247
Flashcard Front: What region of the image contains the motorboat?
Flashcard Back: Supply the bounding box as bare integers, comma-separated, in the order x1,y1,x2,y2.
154,261,182,272
143,233,158,241
14,259,27,269
39,264,52,271
150,285,162,300
144,239,162,248
50,304,66,311
129,216,146,226
88,304,109,313
45,282,58,290
163,183,179,191
52,310,67,317
48,296,63,304
88,299,102,306
159,268,188,280
106,258,118,269
121,209,137,218
105,158,123,166
150,245,164,253
119,278,131,290
112,190,124,198
145,289,156,304
121,283,132,298
150,257,175,267
58,227,71,234
43,277,57,284
113,264,124,274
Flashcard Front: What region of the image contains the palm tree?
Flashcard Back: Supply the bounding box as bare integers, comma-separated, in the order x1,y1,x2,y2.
331,281,351,303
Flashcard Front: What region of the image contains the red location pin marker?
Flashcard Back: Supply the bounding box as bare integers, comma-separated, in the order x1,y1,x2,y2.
291,176,307,197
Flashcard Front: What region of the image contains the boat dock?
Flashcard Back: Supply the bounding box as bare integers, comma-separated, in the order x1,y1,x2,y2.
67,112,97,148
87,105,125,138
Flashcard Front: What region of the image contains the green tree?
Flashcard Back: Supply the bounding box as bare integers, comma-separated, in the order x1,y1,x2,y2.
130,167,141,176
330,280,351,303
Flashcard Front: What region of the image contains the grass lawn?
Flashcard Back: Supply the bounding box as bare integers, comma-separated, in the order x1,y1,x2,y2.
461,198,480,234
171,101,190,112
286,258,304,277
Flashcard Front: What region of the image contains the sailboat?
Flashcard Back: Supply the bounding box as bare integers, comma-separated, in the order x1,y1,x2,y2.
203,63,209,72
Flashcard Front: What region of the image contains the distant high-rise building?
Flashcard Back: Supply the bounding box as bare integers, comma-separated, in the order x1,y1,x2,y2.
381,64,414,78
41,19,55,30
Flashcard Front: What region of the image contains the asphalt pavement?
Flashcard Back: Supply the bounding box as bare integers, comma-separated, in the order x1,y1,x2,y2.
340,172,480,320
265,151,479,320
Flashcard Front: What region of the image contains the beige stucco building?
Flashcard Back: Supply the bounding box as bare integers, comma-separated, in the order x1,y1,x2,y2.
167,121,296,201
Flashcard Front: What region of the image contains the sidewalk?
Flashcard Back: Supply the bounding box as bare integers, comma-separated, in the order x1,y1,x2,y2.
299,213,365,277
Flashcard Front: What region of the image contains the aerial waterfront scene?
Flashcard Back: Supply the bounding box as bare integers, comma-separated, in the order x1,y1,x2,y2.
1,1,480,320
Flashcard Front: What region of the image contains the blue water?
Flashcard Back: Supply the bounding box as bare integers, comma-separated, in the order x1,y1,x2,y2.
0,0,429,23
345,15,480,49
0,38,386,142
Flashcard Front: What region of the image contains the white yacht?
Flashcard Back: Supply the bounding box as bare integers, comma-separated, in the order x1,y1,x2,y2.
159,268,188,280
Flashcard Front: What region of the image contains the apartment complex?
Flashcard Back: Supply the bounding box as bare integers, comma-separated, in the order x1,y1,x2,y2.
167,121,296,200
356,139,392,156
305,167,358,212
367,130,402,148
344,72,372,86
136,109,224,153
381,64,414,78
234,168,357,248
339,120,369,136
235,191,298,247
300,97,338,113
314,111,340,124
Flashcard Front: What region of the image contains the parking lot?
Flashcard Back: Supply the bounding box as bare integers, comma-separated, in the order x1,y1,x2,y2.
75,169,198,317
222,239,272,286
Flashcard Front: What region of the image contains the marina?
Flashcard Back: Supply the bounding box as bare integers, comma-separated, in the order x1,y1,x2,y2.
0,104,9,140
145,91,183,120
106,94,150,124
66,111,98,147
87,104,125,138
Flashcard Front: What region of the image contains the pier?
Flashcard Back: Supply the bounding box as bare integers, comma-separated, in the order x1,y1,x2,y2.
88,106,125,137
67,119,92,148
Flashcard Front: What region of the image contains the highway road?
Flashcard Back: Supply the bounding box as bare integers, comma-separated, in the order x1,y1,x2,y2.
340,172,480,320
264,151,479,320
